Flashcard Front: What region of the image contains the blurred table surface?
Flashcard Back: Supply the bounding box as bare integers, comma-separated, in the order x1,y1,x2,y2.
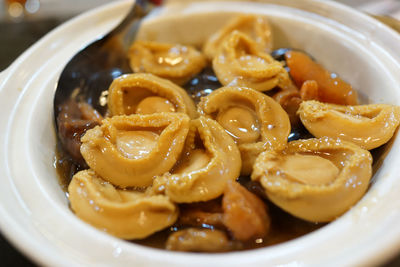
1,0,400,266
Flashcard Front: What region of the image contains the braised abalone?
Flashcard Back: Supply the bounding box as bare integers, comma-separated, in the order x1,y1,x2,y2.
298,100,400,150
203,14,273,60
68,169,178,239
129,41,206,85
252,138,372,222
80,112,189,187
198,86,290,175
108,73,197,118
213,31,290,91
54,12,400,253
153,116,241,203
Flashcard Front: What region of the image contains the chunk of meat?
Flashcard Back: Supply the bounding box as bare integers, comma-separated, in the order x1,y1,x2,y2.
77,102,103,123
57,100,103,166
285,50,358,105
166,228,239,252
222,180,270,241
300,80,319,101
179,210,224,229
273,89,302,126
178,199,224,229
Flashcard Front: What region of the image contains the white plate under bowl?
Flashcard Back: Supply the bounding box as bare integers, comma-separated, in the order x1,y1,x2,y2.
1,0,400,266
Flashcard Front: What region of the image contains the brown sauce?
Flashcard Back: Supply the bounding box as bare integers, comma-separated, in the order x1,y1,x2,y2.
184,65,222,104
55,140,84,192
54,65,379,252
134,205,324,252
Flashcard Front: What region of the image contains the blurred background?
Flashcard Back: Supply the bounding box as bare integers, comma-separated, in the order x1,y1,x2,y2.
0,0,400,266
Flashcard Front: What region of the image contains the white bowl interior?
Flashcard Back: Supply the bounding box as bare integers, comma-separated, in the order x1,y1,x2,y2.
2,1,400,266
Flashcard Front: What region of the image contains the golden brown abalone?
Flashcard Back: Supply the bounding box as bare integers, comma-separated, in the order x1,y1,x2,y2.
252,137,372,222
203,14,272,61
68,169,178,239
153,116,241,203
80,112,190,188
298,100,400,150
129,41,206,85
212,31,290,92
198,86,290,175
108,73,197,118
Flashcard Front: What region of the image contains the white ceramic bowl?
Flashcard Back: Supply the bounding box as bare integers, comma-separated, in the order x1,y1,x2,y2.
1,0,400,266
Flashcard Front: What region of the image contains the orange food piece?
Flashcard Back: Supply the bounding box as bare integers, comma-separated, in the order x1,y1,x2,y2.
300,80,319,101
285,50,358,105
222,180,270,241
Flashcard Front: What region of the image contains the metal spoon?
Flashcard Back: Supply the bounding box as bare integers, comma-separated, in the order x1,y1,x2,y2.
53,0,160,123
